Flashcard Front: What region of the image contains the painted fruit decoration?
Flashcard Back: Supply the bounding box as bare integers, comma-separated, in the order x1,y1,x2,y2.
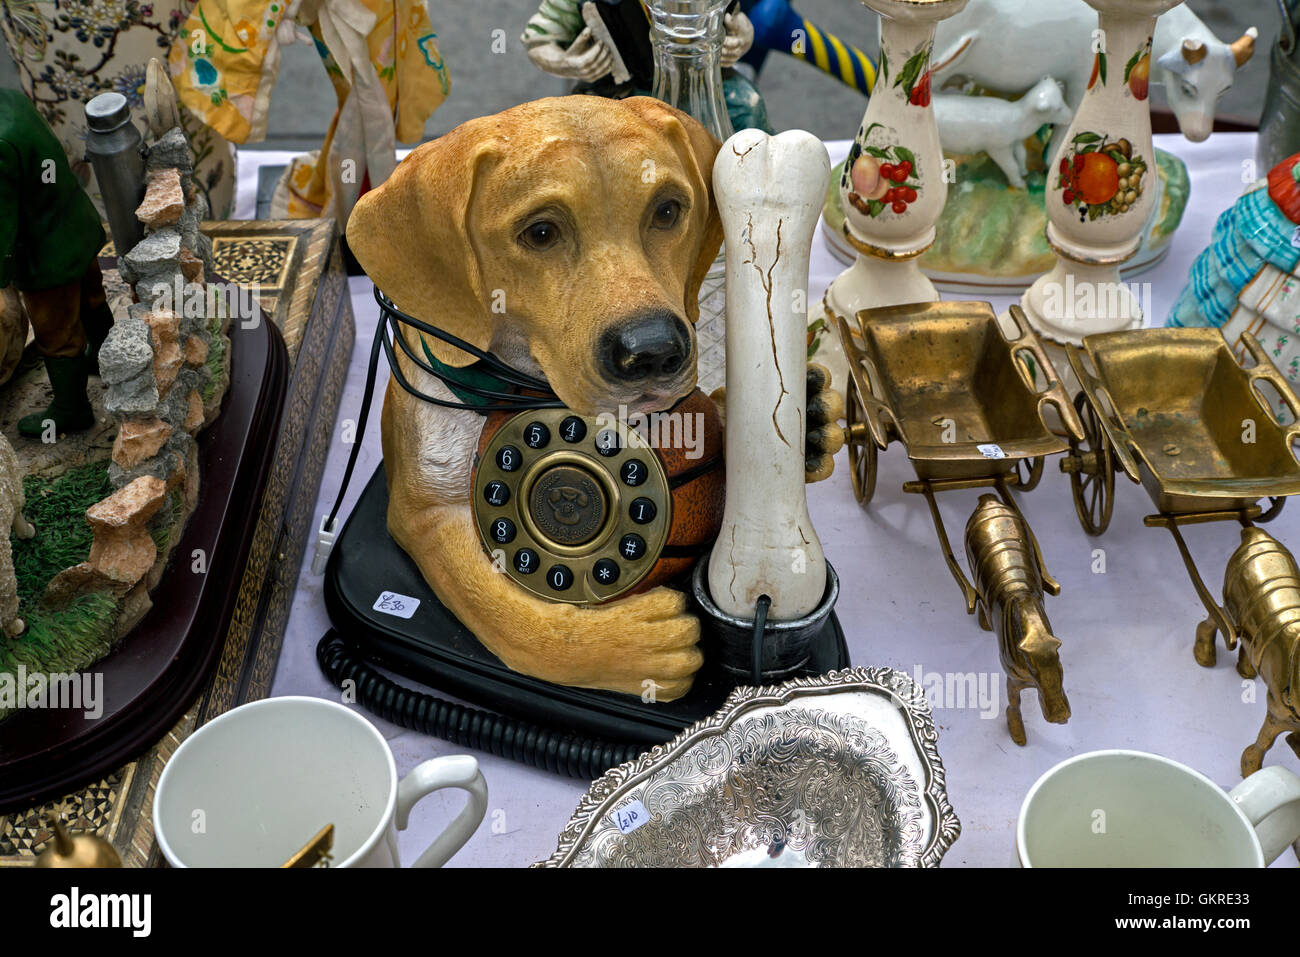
1056,132,1146,220
879,43,932,107
844,126,921,218
1125,38,1152,100
1087,49,1107,90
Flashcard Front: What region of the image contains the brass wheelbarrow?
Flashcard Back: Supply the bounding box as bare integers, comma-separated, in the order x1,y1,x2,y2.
836,301,1085,745
1062,327,1300,775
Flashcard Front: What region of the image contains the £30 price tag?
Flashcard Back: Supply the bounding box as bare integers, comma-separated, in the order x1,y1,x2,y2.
611,798,649,835
373,591,420,619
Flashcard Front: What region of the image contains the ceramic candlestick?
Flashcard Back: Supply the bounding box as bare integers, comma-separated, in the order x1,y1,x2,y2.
708,128,829,621
1019,0,1185,345
822,0,969,329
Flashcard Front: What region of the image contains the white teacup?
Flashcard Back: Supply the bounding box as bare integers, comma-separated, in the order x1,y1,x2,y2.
154,696,487,867
1016,749,1300,867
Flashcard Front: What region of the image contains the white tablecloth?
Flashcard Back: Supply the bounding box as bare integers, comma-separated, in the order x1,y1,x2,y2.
259,132,1299,867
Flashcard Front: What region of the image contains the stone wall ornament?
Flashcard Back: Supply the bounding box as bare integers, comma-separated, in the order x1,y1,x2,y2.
0,432,34,638
144,58,184,141
822,0,969,332
1018,0,1186,346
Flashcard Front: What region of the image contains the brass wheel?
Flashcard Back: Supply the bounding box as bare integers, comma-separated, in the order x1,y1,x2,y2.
1062,391,1114,535
1257,496,1286,523
845,371,878,506
1013,456,1044,491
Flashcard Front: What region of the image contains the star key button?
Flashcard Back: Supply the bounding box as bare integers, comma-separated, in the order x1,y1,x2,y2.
592,558,620,585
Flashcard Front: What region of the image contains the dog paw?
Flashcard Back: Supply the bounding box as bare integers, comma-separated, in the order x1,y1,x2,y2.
599,588,703,700
805,362,843,483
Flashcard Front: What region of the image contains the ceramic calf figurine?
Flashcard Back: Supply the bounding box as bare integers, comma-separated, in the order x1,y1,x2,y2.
933,76,1072,188
1195,528,1300,776
964,494,1070,745
0,431,33,637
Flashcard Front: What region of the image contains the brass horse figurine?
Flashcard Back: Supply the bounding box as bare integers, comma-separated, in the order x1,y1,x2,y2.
1194,527,1300,776
964,494,1071,745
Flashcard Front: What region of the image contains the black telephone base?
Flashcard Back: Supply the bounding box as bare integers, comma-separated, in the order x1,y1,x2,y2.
323,465,850,746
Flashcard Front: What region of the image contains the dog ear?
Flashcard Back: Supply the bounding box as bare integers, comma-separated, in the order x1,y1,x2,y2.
620,98,724,325
347,126,500,367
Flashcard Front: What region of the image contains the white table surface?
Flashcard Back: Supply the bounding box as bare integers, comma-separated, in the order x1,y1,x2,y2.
257,132,1300,867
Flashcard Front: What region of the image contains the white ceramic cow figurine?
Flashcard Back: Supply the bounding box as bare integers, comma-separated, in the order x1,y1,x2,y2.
932,0,1256,142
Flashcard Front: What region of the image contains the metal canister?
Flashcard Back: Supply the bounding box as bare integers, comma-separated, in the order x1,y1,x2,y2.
83,92,145,255
1258,0,1300,173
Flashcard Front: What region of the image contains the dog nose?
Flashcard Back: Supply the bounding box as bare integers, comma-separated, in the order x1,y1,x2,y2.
601,312,692,382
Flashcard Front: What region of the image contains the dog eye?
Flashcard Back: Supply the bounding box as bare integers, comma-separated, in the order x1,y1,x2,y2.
520,220,561,250
651,199,681,230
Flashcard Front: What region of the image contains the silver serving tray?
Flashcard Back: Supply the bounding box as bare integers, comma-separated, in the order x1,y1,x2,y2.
537,667,960,867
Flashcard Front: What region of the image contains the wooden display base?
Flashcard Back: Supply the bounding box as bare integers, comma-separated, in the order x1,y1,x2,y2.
0,220,354,865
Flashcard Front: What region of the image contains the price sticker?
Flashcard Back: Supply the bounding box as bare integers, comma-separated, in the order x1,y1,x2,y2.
611,799,649,835
977,443,1006,459
1291,225,1300,249
373,591,420,619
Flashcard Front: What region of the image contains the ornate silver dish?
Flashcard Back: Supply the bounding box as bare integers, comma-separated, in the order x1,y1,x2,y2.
537,668,960,867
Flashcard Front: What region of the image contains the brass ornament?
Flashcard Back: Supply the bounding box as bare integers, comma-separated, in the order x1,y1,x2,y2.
835,300,1079,744
34,811,122,868
964,495,1071,745
281,824,335,868
1202,528,1300,776
1062,328,1300,777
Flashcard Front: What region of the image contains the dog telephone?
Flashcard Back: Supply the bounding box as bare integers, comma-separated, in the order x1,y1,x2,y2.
314,104,849,774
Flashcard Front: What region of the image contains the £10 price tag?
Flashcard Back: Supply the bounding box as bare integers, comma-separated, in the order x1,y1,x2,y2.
611,798,649,835
373,591,420,619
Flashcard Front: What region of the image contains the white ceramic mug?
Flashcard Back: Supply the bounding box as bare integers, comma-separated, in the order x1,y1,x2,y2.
1016,749,1300,867
154,696,488,867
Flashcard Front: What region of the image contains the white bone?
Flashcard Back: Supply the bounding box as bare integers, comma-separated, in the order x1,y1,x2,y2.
708,129,829,621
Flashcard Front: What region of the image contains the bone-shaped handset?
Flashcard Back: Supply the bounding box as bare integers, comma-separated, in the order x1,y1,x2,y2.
707,129,830,621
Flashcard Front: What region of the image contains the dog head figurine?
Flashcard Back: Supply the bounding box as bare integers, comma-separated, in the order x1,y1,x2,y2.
347,95,724,416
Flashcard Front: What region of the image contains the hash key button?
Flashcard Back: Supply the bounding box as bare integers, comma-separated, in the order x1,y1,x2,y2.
619,534,646,560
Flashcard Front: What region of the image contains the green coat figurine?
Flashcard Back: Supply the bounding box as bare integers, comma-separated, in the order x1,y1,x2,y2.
0,89,110,436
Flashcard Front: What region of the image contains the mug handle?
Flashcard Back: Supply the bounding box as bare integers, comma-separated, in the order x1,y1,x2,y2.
395,755,488,868
1228,765,1300,865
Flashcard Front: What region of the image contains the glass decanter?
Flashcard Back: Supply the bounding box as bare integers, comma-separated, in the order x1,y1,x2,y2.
648,0,734,394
